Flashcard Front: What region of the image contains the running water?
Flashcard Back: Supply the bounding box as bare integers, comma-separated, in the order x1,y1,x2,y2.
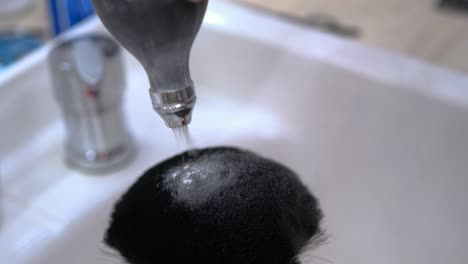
173,126,195,163
172,126,194,149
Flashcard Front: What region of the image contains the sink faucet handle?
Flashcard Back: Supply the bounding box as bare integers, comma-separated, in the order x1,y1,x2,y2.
71,38,105,87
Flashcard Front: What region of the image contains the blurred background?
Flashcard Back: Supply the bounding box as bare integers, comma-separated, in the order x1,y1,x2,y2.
0,0,93,71
1,1,468,263
1,0,468,73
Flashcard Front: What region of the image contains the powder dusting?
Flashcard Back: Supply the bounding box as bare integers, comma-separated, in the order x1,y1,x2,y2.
163,150,239,207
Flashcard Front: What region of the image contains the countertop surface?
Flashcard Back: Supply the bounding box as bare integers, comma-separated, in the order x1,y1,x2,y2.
234,0,468,73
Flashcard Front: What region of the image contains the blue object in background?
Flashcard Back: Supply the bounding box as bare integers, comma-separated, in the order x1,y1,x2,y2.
49,0,95,35
0,33,43,71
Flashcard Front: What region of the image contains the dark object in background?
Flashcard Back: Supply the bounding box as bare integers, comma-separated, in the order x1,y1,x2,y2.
300,13,360,38
438,0,468,13
105,147,324,264
236,2,359,38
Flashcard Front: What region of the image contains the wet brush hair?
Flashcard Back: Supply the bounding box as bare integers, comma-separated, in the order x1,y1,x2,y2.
105,147,324,264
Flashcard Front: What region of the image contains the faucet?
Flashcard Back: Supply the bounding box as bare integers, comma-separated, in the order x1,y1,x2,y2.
49,35,135,173
91,0,209,128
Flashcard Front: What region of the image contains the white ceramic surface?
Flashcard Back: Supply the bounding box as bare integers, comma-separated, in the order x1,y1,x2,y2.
1,1,468,264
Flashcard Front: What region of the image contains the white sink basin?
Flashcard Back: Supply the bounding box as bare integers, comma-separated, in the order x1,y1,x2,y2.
1,1,468,264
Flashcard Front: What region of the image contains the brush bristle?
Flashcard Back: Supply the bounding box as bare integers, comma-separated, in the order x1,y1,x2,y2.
104,147,324,264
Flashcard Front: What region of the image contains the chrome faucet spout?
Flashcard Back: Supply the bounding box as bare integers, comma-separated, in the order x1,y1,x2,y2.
91,0,209,128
